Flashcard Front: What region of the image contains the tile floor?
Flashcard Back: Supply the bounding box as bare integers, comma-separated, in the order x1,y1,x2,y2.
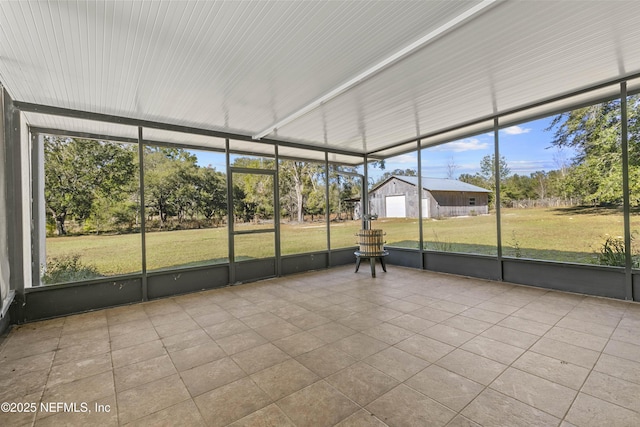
1,265,640,426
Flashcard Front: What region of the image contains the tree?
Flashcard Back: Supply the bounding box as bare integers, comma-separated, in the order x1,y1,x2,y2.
548,99,633,205
195,167,227,225
373,168,417,187
44,137,136,235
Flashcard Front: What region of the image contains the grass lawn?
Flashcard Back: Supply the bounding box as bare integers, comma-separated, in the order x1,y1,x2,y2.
45,206,633,280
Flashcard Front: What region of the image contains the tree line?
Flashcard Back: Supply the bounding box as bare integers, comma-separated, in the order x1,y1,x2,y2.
44,139,360,236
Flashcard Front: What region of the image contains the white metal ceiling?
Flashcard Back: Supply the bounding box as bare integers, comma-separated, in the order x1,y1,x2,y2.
2,1,640,158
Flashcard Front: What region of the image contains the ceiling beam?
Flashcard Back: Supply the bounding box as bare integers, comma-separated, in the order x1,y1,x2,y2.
252,0,498,140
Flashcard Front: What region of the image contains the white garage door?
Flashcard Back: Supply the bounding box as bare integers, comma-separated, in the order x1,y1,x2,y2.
386,195,406,217
422,198,430,218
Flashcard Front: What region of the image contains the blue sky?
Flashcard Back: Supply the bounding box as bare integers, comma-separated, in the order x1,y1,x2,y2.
371,117,577,181
190,116,578,182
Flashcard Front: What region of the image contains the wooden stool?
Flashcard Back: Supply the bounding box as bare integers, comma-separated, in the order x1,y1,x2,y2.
354,250,389,277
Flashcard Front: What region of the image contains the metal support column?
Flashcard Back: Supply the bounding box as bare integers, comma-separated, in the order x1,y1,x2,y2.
138,127,148,301
30,133,46,286
274,145,281,276
494,118,503,280
362,154,369,231
226,139,235,284
3,88,25,320
621,82,633,300
417,140,425,269
325,152,331,267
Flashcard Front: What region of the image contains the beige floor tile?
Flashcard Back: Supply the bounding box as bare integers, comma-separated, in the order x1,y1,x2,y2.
429,300,471,315
108,318,154,337
480,325,539,349
123,399,205,427
595,353,640,386
362,322,414,345
270,304,311,320
326,362,398,406
530,338,600,369
168,340,226,372
239,312,283,329
436,349,507,386
603,339,640,363
117,374,190,424
273,332,327,357
277,380,359,427
611,324,640,347
0,368,49,402
160,329,213,353
228,403,295,427
512,306,563,325
296,345,358,378
114,354,176,392
420,324,475,347
363,346,429,382
253,321,302,341
232,343,291,374
475,300,520,315
462,388,560,427
490,367,577,418
0,390,40,426
331,333,389,360
460,307,507,324
0,351,55,377
556,316,615,339
316,304,357,321
461,335,525,365
582,371,640,412
406,364,484,412
442,315,493,335
47,352,112,388
384,299,423,313
544,326,608,352
111,339,166,368
154,318,201,339
565,392,640,427
445,415,482,427
395,334,454,363
251,359,319,400
337,313,384,331
180,357,246,397
227,304,266,318
204,319,250,340
194,377,271,427
512,351,590,390
216,330,267,355
2,337,60,360
110,327,159,351
411,306,455,323
148,309,193,327
307,322,357,343
192,310,234,328
498,315,552,336
36,394,117,427
38,372,113,422
366,384,455,427
53,339,110,366
334,409,387,426
288,312,332,330
386,313,436,333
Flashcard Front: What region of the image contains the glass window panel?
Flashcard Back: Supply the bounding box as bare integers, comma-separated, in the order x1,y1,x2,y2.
420,128,497,255
144,146,228,271
500,99,624,265
279,160,327,255
627,93,640,270
42,137,141,284
235,233,276,260
368,152,420,249
329,166,363,249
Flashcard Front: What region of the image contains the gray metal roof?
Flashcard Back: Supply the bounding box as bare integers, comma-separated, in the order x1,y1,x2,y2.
385,176,491,193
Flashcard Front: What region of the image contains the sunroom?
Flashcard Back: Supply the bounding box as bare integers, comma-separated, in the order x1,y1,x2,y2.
1,1,640,426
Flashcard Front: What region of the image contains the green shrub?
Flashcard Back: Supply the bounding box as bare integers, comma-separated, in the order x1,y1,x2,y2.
596,235,640,268
42,254,102,284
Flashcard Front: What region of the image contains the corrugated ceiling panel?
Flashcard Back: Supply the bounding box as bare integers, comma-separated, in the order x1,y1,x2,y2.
142,128,225,151
275,1,640,152
0,0,479,138
23,112,138,141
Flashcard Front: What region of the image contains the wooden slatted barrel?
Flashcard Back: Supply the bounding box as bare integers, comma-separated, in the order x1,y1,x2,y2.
356,229,385,255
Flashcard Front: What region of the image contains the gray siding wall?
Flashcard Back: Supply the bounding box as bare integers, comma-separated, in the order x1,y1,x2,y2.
369,178,489,218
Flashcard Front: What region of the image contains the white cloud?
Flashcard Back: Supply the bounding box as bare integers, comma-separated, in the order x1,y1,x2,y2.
507,159,555,174
388,153,417,164
432,138,489,153
502,125,531,135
